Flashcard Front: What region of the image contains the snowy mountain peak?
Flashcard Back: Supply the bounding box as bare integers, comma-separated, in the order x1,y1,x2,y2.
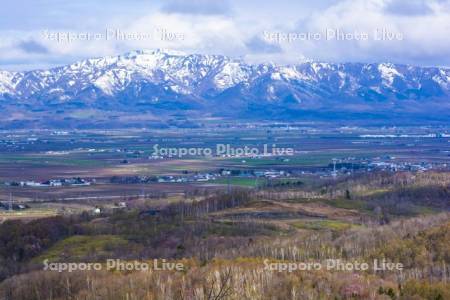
0,50,449,125
121,49,187,59
0,70,18,94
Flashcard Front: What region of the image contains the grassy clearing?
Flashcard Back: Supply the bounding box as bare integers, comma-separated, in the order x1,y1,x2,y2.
290,219,354,231
211,177,261,187
353,188,391,197
36,235,129,262
321,198,369,212
0,209,58,221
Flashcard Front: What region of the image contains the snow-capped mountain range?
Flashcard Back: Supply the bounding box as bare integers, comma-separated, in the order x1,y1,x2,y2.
1,49,450,127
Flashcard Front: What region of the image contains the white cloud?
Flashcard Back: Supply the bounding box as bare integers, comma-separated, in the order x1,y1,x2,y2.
263,0,450,66
1,0,450,70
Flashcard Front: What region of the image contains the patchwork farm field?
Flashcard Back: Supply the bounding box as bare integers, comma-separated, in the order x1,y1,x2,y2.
0,126,449,299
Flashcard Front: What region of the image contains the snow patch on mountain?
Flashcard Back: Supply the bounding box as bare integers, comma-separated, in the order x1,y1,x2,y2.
0,71,17,94
378,63,402,86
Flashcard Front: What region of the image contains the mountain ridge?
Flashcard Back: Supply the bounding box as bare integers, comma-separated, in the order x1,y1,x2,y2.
1,49,450,128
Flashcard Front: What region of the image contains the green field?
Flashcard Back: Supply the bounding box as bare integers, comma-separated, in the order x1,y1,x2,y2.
35,235,129,262
291,219,355,231
211,177,261,187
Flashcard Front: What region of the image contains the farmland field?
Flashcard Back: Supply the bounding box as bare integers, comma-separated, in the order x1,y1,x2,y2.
0,125,449,300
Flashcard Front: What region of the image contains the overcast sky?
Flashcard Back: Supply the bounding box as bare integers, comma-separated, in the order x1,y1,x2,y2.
1,0,450,70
